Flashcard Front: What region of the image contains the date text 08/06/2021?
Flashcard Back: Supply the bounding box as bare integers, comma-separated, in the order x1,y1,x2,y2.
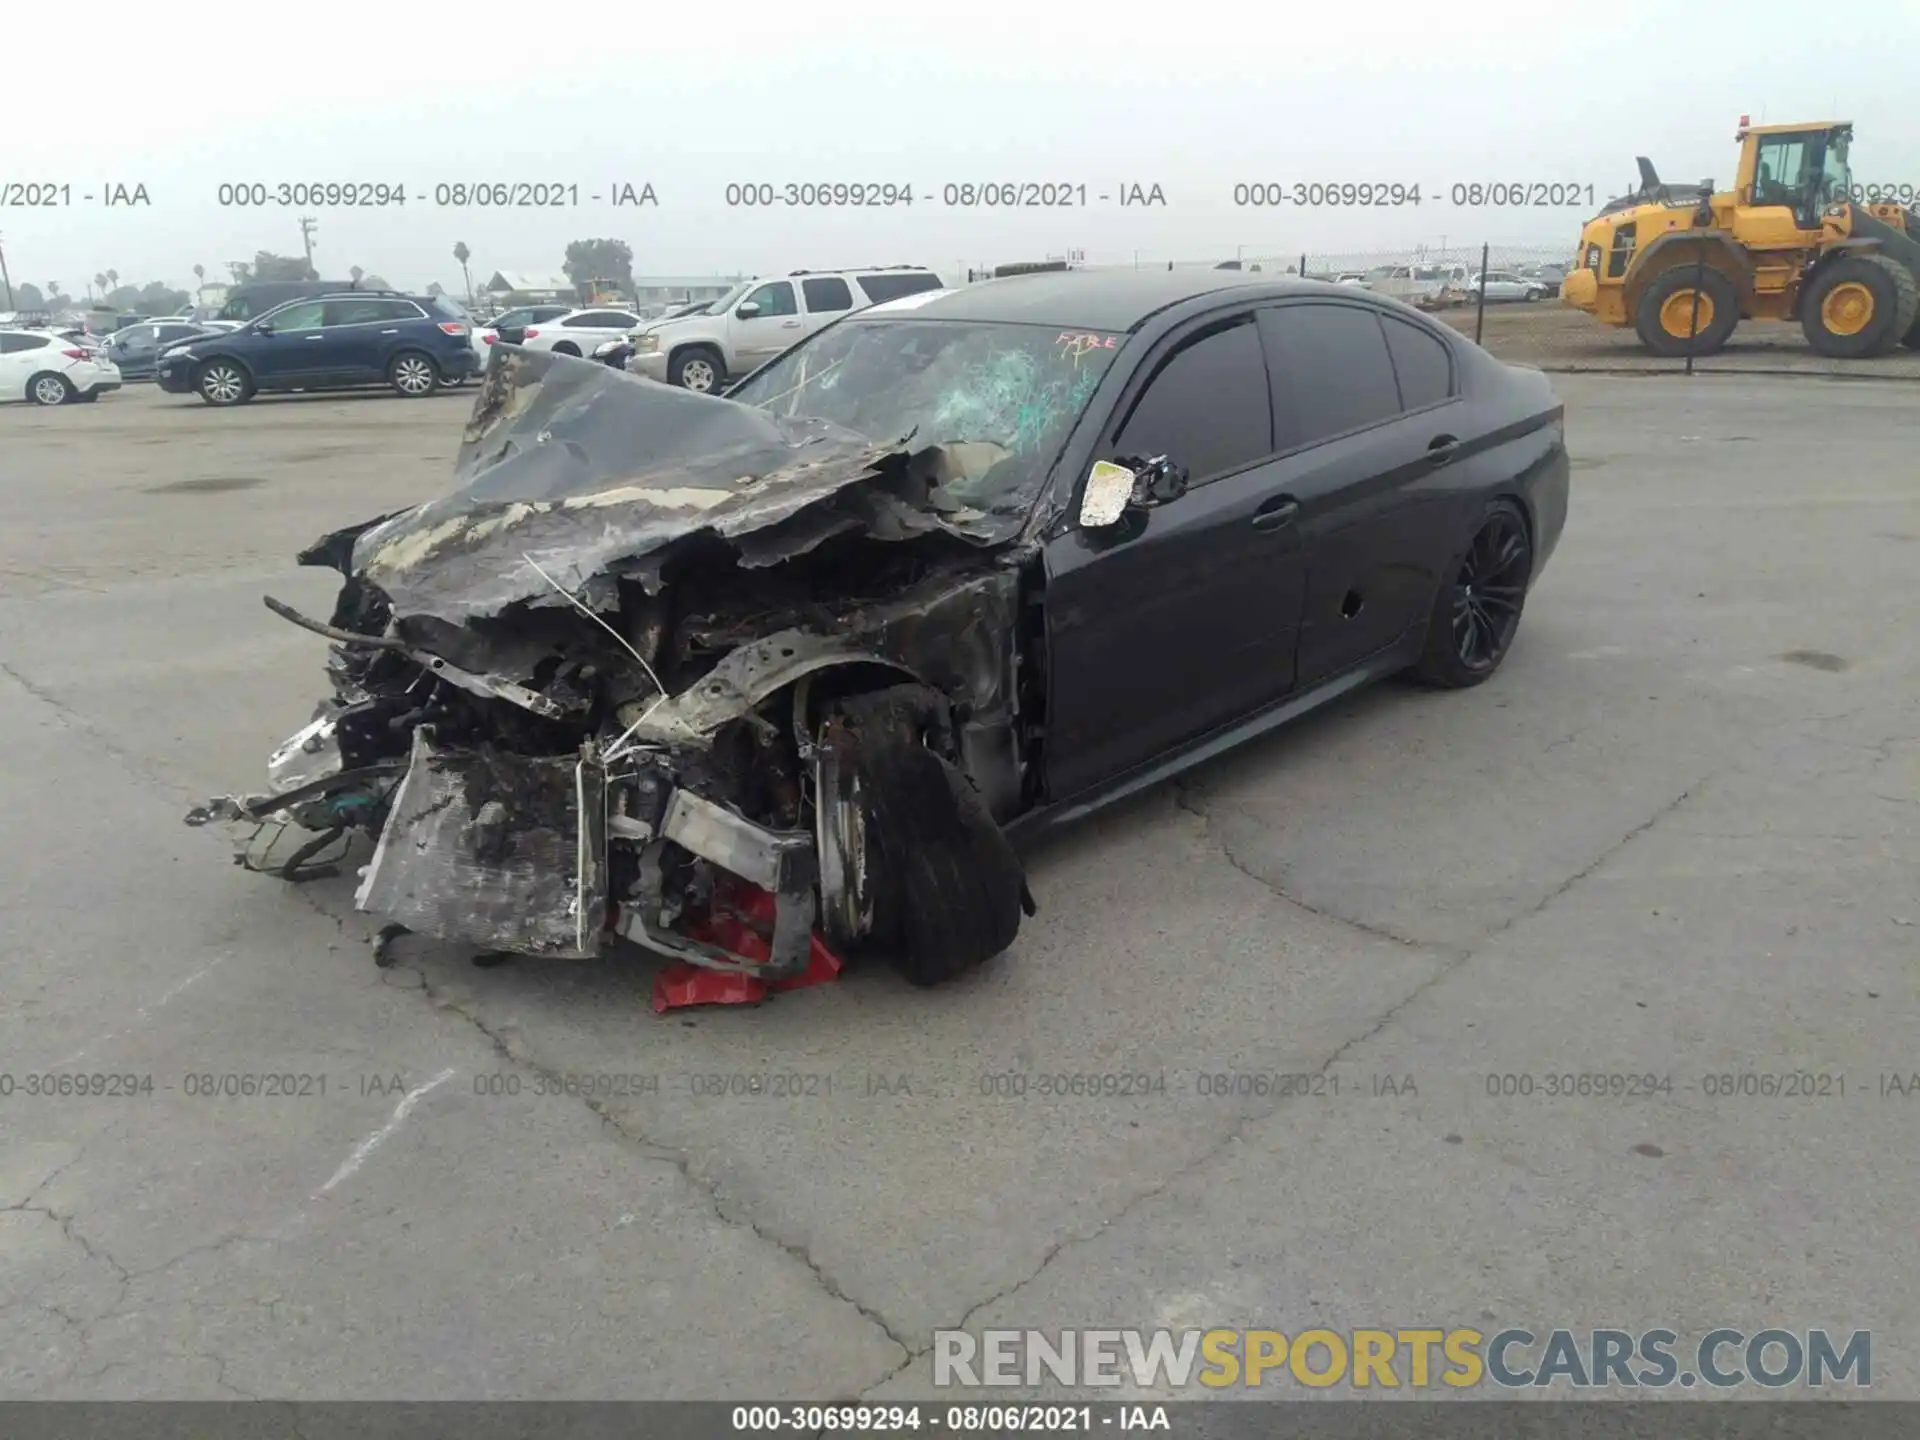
728,1405,1168,1432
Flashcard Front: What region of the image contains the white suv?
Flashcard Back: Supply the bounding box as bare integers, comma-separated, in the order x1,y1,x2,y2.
629,266,944,392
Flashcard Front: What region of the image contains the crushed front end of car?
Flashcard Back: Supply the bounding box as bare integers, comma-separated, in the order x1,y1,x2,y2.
186,346,1038,996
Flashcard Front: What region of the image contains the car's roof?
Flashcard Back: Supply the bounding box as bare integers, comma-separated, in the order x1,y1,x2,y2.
853,269,1350,331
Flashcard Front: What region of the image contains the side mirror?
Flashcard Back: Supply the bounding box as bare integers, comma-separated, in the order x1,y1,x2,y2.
1079,461,1136,529
735,301,762,318
253,320,275,335
1078,456,1189,530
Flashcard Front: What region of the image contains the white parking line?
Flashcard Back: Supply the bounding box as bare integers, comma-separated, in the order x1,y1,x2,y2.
56,957,227,1066
316,1067,458,1197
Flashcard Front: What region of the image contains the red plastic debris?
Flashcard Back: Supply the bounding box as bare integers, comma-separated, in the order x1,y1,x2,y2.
646,876,844,1013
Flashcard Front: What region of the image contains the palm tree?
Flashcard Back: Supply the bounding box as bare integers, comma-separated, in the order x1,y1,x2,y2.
93,272,107,299
453,242,473,305
193,263,205,284
350,265,364,287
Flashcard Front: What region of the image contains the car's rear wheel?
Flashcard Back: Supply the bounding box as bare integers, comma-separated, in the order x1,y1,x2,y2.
1412,499,1533,689
388,351,437,397
28,373,73,405
196,360,252,405
812,685,1029,987
670,346,724,393
1801,254,1918,358
551,341,581,357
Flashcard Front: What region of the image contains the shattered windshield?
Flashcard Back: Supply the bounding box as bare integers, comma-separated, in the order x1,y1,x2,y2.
726,318,1123,520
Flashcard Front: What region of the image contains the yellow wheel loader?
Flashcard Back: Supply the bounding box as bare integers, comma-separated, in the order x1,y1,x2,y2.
1561,119,1920,358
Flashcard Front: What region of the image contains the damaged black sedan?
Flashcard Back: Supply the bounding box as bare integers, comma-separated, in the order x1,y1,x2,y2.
187,270,1568,1000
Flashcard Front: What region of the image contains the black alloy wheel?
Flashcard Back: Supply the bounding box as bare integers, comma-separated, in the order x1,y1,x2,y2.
1451,508,1531,671
1412,499,1533,688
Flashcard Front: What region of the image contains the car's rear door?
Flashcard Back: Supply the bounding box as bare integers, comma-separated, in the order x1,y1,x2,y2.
1252,300,1473,688
0,333,43,399
320,298,418,382
800,276,857,339
1041,311,1308,800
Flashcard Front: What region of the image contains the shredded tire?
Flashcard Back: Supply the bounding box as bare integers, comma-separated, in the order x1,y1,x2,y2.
818,688,1028,987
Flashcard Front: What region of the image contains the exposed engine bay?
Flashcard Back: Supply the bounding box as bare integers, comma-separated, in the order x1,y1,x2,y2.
186,347,1039,997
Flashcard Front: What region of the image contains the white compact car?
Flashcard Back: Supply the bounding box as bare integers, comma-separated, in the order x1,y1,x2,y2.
468,304,574,367
514,307,644,358
1467,271,1551,302
0,330,123,404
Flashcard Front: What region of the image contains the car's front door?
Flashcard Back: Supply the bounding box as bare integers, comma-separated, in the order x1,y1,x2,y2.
248,299,331,384
729,280,803,370
1254,301,1475,689
1040,312,1308,802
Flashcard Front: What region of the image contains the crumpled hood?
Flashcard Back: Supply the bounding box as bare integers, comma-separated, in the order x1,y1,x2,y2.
348,346,1013,626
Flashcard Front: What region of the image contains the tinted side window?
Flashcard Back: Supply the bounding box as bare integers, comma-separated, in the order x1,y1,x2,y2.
1114,318,1271,482
1,333,50,353
571,311,632,327
1260,305,1401,447
802,277,854,312
265,300,328,331
743,282,797,316
856,273,940,303
1380,317,1453,411
158,324,201,342
325,299,417,325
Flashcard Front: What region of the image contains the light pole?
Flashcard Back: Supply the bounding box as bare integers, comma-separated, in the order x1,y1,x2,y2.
0,233,13,309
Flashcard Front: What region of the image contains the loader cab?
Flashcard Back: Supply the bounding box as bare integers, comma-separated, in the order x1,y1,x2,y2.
1736,120,1851,232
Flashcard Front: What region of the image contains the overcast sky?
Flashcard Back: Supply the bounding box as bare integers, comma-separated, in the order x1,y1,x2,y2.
8,0,1919,296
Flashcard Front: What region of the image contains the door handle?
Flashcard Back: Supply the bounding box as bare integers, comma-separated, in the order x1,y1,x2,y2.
380,329,399,335
1427,434,1461,465
1250,496,1300,532
781,320,801,328
305,334,326,340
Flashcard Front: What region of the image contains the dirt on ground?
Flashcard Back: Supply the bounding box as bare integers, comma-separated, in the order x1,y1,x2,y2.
1438,298,1920,378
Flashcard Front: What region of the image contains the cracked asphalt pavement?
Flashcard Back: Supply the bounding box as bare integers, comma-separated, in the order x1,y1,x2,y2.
1,379,1914,1401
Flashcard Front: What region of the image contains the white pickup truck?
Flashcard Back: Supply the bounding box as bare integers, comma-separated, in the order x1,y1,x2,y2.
1371,262,1472,309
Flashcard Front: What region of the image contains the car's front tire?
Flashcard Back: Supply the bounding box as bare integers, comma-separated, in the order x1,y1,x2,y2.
196,360,252,406
28,373,73,406
388,351,438,397
669,345,725,393
813,685,1030,986
1411,499,1534,689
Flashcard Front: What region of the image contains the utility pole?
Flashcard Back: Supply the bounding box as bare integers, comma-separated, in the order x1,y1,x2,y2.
0,233,13,309
299,215,318,274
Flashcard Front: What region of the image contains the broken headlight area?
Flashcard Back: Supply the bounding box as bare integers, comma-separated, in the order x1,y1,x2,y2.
185,345,1038,1002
